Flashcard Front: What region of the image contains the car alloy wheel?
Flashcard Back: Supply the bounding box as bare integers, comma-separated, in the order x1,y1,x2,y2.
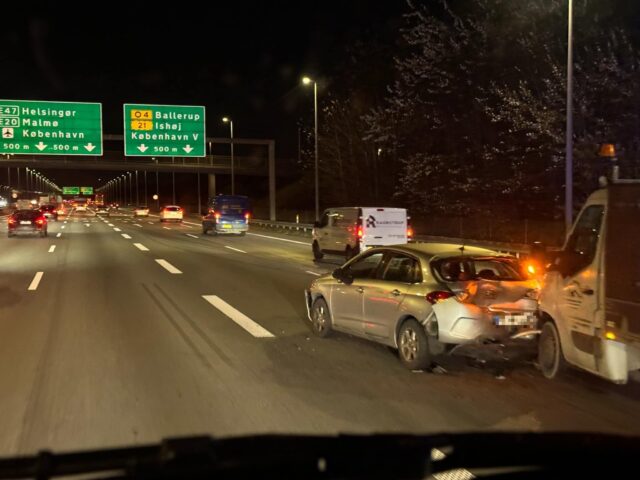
311,299,332,338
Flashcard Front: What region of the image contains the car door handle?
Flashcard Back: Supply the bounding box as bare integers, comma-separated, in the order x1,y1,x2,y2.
391,289,402,296
356,287,364,294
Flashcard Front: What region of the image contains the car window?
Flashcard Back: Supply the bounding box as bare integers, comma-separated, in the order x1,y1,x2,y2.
318,212,329,228
347,252,385,279
379,253,421,283
433,256,523,282
564,205,604,269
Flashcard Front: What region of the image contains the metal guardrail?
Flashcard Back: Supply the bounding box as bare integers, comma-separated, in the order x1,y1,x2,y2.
250,219,314,233
250,219,531,256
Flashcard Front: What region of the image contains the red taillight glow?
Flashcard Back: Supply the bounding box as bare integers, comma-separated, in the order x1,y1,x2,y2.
407,227,414,239
8,217,16,225
214,212,221,220
426,291,455,305
244,212,250,220
35,217,46,225
357,226,363,238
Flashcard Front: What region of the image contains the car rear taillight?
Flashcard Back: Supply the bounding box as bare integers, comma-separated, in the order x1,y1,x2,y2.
426,291,455,304
214,212,221,220
8,217,16,225
244,212,250,220
35,216,46,225
407,227,414,239
357,226,363,238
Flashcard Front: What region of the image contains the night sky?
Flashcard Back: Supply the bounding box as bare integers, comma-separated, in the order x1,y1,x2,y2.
1,2,403,162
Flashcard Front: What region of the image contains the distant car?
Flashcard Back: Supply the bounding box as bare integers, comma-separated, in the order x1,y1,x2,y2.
8,210,48,237
134,206,150,217
39,204,58,221
109,203,119,210
304,243,539,370
160,205,183,222
95,205,110,216
202,195,250,235
75,204,88,212
0,197,7,208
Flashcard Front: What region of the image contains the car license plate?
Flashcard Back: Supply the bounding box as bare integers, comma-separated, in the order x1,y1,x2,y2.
20,221,31,225
493,313,535,326
222,224,232,229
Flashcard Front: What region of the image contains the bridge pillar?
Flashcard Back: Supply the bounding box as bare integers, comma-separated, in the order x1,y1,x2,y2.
207,174,216,203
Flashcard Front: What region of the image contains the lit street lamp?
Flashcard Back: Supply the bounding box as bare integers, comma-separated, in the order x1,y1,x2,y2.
222,117,235,195
302,76,319,221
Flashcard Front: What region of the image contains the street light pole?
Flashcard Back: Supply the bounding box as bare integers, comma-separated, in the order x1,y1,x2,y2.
223,117,235,195
302,76,320,221
135,170,139,205
565,0,574,233
128,172,133,206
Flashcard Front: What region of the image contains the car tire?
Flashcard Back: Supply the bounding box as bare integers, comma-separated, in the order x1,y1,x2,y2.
310,298,332,338
397,318,431,370
538,320,566,380
345,245,359,260
160,219,165,223
312,241,324,260
7,232,13,238
238,232,246,237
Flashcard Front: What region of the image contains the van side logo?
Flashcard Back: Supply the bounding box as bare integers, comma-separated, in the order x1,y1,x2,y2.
366,215,376,228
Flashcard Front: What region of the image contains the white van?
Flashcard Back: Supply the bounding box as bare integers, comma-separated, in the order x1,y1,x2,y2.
538,182,640,384
312,207,410,260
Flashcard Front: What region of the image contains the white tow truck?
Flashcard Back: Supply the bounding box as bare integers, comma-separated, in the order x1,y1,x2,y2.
537,178,640,384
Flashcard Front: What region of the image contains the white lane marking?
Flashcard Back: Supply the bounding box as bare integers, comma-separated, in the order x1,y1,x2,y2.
306,270,321,276
225,246,247,254
63,221,67,224
183,220,201,226
155,259,182,274
246,232,310,246
181,225,193,229
163,226,171,230
28,272,44,291
56,233,62,238
132,223,143,227
121,234,132,239
113,227,122,232
202,295,274,338
108,223,114,227
133,243,149,251
147,221,154,225
186,234,199,239
85,223,90,227
48,245,56,253
60,226,65,229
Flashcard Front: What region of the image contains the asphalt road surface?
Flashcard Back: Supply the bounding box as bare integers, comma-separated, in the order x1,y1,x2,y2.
1,208,639,455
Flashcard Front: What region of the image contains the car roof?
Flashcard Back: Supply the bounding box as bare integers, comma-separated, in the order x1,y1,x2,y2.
375,242,501,259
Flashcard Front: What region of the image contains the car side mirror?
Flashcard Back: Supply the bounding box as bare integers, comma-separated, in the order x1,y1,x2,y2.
314,221,321,228
333,268,353,285
549,251,584,277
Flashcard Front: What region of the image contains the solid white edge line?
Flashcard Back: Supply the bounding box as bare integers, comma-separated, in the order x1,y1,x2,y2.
225,245,247,254
113,227,121,232
56,233,62,238
246,232,311,246
28,272,44,291
305,270,321,276
183,220,201,226
155,259,182,274
202,295,274,338
186,234,199,239
121,233,132,239
133,243,149,251
132,223,143,227
48,245,56,253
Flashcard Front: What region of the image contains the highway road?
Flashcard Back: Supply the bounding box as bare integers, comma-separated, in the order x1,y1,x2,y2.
1,209,639,455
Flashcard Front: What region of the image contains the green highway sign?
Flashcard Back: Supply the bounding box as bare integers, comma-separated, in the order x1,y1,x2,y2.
123,103,205,157
81,186,94,195
0,100,102,155
63,186,80,195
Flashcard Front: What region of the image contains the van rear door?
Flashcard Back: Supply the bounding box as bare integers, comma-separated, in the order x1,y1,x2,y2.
605,184,640,346
360,208,407,248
